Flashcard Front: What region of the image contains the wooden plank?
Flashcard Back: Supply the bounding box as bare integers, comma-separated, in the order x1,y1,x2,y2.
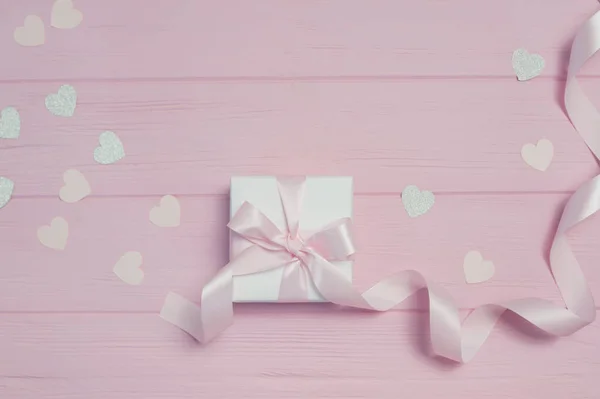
1,194,598,312
0,0,599,80
0,313,598,398
1,79,598,195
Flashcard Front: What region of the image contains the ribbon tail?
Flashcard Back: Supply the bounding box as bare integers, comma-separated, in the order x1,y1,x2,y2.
305,254,463,361
160,264,235,343
547,175,600,322
305,174,597,363
160,245,286,342
565,10,600,158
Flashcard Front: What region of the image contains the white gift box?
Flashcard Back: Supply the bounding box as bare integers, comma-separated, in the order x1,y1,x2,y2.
230,176,354,302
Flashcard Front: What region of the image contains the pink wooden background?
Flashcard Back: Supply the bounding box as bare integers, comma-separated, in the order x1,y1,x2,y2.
1,1,600,398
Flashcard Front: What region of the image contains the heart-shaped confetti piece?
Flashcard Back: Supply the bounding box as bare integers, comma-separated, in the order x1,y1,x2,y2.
93,131,125,165
521,139,554,172
0,107,21,139
463,250,495,284
14,15,45,47
402,185,435,218
113,251,144,285
51,0,83,29
45,85,77,117
512,48,545,81
0,177,15,210
150,195,181,227
59,169,91,203
37,216,69,250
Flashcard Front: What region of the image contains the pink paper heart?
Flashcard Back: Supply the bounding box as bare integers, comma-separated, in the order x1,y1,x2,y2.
51,0,83,29
59,169,91,203
113,251,144,285
463,250,495,284
521,139,554,172
14,16,45,47
37,217,68,250
149,195,181,227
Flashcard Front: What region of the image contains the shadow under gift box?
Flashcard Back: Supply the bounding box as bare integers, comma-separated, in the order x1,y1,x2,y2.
230,176,354,302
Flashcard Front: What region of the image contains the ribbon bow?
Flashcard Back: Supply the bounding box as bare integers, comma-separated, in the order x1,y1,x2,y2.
161,176,359,343
226,177,356,302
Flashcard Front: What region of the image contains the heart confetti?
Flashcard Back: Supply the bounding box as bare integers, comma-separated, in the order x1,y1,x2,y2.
0,107,20,139
14,15,45,47
512,48,545,81
37,216,69,250
401,185,435,218
521,139,554,171
0,177,15,210
45,84,77,117
113,251,144,285
150,195,181,227
51,0,83,29
93,131,125,164
463,250,495,284
59,169,91,203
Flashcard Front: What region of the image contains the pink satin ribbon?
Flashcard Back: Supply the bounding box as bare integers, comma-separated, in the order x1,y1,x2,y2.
161,10,599,362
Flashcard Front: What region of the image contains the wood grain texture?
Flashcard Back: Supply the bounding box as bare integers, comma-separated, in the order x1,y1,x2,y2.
1,0,599,398
1,314,599,399
0,0,599,80
1,79,599,195
1,194,598,312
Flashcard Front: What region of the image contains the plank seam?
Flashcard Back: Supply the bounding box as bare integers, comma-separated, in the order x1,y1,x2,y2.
1,75,600,85
0,307,598,315
7,191,578,200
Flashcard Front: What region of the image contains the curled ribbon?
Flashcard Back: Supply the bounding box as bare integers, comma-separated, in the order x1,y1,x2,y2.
161,11,599,363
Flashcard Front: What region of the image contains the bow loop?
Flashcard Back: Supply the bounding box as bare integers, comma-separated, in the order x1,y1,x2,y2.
227,178,348,301
304,218,355,261
228,201,285,252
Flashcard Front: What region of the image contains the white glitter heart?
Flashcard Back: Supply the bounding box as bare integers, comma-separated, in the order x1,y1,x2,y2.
45,84,77,117
0,107,20,139
402,185,435,218
512,48,545,81
0,177,15,209
94,131,125,165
